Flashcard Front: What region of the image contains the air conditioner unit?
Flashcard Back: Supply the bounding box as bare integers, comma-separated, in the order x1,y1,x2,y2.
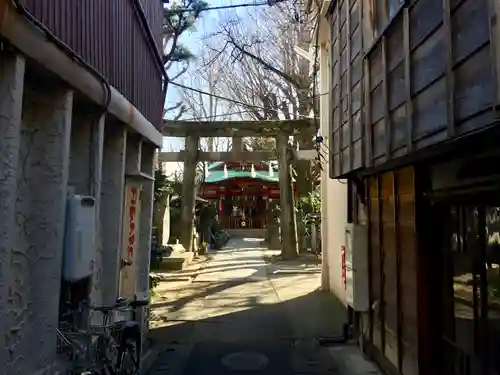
62,194,96,282
345,223,369,311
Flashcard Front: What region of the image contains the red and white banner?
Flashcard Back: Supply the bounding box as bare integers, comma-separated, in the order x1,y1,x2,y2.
120,180,142,298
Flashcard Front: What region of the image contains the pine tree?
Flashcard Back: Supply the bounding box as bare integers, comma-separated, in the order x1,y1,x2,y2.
163,0,208,119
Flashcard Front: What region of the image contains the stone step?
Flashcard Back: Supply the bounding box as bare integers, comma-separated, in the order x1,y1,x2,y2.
167,244,186,255
157,251,194,271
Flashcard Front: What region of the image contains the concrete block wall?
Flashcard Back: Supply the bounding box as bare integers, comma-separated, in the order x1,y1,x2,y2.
0,51,26,374
0,50,156,374
15,82,73,374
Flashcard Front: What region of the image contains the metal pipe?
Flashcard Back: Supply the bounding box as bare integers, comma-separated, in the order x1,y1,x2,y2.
318,307,354,346
131,0,168,79
11,0,113,197
1,6,163,146
10,0,112,111
130,0,170,105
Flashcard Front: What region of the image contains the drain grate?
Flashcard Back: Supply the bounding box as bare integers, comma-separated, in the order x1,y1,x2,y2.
221,351,269,371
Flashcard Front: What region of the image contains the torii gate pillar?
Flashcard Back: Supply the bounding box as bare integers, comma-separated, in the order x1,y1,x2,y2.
180,135,199,252
276,133,298,259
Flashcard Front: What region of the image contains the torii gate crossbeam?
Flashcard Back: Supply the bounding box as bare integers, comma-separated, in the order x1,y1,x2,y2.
161,119,317,259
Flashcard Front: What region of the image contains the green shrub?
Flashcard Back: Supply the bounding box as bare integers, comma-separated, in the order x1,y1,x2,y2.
149,275,161,298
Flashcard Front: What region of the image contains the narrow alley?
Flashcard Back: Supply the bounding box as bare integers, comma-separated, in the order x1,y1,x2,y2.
146,238,380,375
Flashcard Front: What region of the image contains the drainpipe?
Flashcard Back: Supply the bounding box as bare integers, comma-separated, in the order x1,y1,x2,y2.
10,0,112,312
12,0,169,123
11,0,112,111
10,0,113,197
318,307,354,346
130,0,170,105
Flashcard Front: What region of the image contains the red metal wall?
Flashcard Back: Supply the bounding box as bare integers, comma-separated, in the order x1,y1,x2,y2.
25,0,164,128
140,0,164,49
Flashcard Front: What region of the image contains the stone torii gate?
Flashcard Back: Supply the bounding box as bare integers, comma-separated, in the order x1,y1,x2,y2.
159,119,316,258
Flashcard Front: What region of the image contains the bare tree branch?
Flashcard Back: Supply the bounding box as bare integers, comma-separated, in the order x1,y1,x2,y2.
177,48,234,152
199,1,319,195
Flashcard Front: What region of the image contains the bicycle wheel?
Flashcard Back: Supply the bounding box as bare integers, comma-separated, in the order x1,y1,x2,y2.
116,338,139,375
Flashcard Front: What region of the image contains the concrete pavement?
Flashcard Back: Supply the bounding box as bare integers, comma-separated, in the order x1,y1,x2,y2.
146,238,381,375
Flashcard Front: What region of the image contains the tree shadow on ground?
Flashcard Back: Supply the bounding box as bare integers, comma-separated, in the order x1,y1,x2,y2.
150,254,323,313
147,240,345,375
149,288,346,340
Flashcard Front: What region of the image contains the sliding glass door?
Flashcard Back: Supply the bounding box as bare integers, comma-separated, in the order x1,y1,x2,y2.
440,201,500,375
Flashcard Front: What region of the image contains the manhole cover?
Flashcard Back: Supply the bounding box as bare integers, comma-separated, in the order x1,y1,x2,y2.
221,351,269,371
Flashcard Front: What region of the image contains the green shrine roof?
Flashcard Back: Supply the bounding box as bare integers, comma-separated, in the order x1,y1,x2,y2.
204,161,279,184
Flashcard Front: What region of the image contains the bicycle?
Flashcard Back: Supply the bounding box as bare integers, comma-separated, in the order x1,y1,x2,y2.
211,229,230,250
57,296,148,374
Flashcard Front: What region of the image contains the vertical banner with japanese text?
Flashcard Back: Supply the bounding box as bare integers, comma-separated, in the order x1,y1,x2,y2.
119,179,142,299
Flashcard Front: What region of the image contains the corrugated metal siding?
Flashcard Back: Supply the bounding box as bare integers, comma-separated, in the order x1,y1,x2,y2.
329,0,496,178
140,0,164,49
25,0,164,128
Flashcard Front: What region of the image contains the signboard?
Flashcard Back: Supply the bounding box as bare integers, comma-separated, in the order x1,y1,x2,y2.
119,180,142,298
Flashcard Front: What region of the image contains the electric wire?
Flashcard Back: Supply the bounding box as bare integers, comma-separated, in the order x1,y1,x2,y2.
170,80,326,120
174,79,330,100
10,1,112,110
165,0,314,16
165,0,327,177
166,0,287,14
166,0,326,126
180,109,257,121
132,0,169,82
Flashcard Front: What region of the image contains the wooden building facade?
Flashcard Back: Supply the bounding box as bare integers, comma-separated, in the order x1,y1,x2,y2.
329,0,497,177
325,0,500,375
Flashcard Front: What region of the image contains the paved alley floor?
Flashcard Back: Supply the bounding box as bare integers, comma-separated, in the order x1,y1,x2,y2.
146,238,359,375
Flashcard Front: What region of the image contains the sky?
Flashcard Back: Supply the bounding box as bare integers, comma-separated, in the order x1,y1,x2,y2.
162,0,247,175
163,0,231,151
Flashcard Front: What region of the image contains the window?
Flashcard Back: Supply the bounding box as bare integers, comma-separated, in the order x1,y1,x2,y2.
442,204,500,375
